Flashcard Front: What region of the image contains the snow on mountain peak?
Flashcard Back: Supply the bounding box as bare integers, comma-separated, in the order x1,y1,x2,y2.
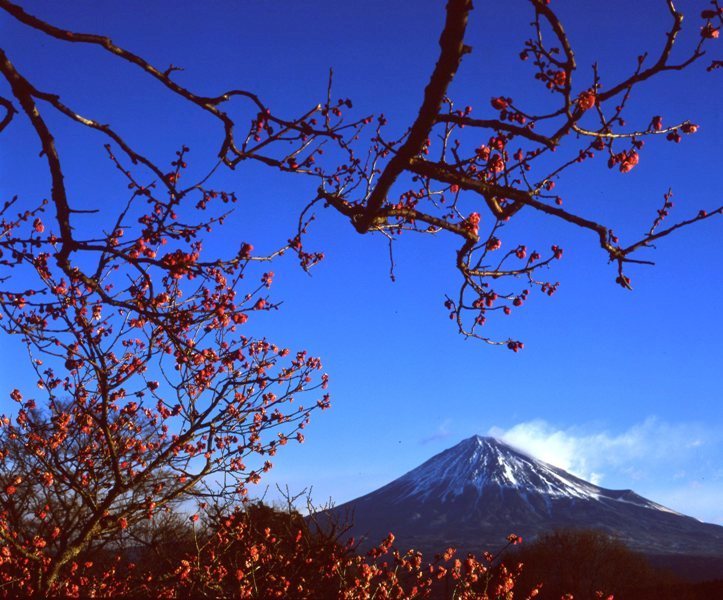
392,435,599,502
389,435,676,516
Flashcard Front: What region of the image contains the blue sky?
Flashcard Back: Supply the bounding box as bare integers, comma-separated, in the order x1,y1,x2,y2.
1,1,721,524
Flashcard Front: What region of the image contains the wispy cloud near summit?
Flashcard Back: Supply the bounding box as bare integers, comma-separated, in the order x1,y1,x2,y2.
489,418,723,524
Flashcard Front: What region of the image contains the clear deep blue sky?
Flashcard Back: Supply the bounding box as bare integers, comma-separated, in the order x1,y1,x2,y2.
1,1,721,523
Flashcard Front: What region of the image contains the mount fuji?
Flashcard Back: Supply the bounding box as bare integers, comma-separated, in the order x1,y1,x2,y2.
323,436,723,572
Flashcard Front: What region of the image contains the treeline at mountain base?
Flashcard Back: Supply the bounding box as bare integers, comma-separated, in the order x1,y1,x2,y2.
1,499,721,599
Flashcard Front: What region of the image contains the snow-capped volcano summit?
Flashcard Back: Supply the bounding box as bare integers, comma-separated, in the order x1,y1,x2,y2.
390,435,676,514
394,435,605,502
322,435,723,566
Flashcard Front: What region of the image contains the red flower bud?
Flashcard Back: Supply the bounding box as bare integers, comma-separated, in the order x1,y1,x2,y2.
491,97,510,110
701,23,720,39
576,90,596,111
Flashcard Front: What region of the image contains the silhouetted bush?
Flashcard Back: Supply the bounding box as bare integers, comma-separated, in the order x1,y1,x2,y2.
508,529,679,599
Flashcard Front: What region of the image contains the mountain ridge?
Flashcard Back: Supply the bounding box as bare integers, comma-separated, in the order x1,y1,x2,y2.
369,435,684,517
320,434,723,574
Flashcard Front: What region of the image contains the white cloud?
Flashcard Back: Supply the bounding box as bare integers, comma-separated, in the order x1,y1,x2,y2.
489,417,716,484
488,417,723,524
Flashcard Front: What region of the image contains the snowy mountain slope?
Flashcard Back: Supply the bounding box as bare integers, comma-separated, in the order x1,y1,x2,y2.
321,435,723,564
382,435,680,514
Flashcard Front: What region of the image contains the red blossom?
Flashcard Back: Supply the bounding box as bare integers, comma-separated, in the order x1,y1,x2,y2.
701,23,720,38
618,150,639,173
486,237,502,251
576,89,596,111
490,96,510,110
463,212,481,237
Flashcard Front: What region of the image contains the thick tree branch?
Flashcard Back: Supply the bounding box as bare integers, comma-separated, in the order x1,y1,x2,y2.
355,0,473,232
0,48,75,268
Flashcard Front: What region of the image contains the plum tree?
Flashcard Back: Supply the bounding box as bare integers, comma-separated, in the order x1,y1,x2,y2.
0,0,719,595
